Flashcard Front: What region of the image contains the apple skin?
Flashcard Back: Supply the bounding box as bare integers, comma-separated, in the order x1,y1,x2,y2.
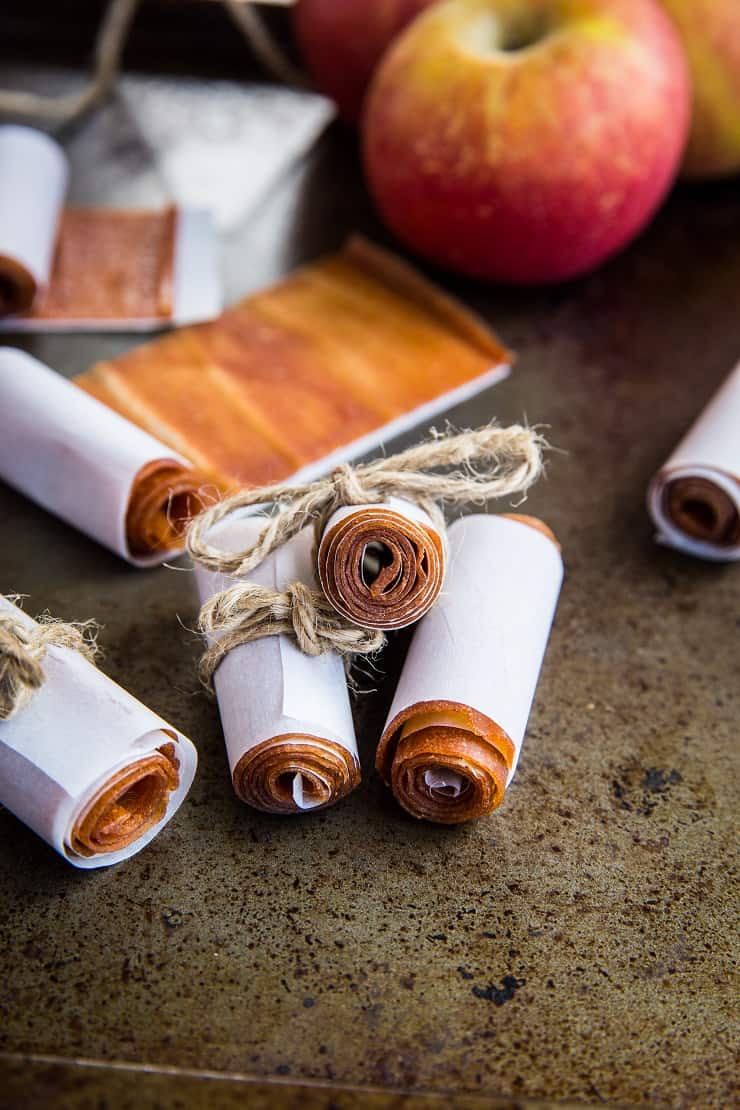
660,0,740,179
363,0,691,284
293,0,437,123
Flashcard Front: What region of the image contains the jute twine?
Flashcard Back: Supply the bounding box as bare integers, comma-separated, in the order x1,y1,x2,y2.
0,0,304,127
189,425,545,687
198,581,384,693
0,605,98,720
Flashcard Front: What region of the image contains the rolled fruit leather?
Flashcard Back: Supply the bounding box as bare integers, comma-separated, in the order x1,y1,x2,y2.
194,515,361,814
647,361,740,561
377,513,563,824
0,596,197,868
0,348,207,565
0,126,68,315
317,496,445,629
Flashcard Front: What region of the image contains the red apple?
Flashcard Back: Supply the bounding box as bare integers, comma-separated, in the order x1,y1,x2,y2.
363,0,691,284
293,0,437,123
660,0,740,179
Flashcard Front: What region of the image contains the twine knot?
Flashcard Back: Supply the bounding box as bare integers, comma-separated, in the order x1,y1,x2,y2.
330,461,370,509
0,608,98,720
197,581,385,692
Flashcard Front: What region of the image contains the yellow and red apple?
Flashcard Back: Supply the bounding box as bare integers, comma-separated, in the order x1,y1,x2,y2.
363,0,691,284
660,0,740,179
293,0,437,123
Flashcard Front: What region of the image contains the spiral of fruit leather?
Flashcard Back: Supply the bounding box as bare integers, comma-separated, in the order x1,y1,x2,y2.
233,734,360,815
318,498,444,630
69,743,180,857
377,702,513,824
377,513,563,824
647,361,740,561
126,459,207,557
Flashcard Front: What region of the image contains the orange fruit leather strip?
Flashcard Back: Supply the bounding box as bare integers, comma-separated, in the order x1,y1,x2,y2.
74,237,509,492
70,742,179,857
30,206,176,321
378,700,515,825
77,327,298,492
663,476,740,545
232,734,360,815
125,459,209,557
318,506,444,630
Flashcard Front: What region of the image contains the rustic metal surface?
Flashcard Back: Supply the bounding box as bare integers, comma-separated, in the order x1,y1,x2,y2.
0,76,738,1110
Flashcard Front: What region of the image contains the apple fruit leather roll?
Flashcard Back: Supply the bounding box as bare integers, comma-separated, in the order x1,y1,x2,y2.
0,596,197,867
647,361,740,561
317,496,445,629
0,126,68,315
194,516,361,814
377,514,563,823
0,347,206,565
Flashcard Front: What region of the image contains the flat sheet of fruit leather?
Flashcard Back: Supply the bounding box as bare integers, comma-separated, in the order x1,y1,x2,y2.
0,348,206,566
0,124,221,331
377,514,563,824
0,596,197,869
75,236,511,491
194,515,360,815
647,360,740,561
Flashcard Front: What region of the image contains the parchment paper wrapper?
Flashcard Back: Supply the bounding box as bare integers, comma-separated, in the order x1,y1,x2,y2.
0,125,68,315
0,597,197,868
194,516,360,814
0,124,220,331
378,514,563,824
317,497,445,630
0,347,205,566
647,361,740,561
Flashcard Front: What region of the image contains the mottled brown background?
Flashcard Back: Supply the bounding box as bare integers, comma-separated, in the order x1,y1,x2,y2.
0,21,738,1109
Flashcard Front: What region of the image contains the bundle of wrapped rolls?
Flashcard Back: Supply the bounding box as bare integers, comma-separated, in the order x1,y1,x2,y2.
0,596,197,867
317,496,445,629
647,361,740,561
377,514,563,823
0,348,206,565
194,515,361,814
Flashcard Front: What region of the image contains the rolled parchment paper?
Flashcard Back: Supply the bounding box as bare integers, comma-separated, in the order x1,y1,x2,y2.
0,597,197,868
0,126,68,315
377,514,563,824
647,362,740,561
0,347,206,566
317,497,445,630
194,516,360,814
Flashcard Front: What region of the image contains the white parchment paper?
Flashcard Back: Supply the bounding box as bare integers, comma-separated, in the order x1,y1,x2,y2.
0,597,197,868
647,362,740,561
0,125,68,303
384,514,563,781
0,347,194,566
194,515,358,809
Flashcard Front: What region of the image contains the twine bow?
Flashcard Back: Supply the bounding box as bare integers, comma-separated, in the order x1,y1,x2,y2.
0,608,98,720
189,424,546,686
188,424,545,577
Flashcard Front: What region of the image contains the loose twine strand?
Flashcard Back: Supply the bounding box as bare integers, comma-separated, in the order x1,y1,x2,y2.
190,425,545,688
0,0,305,127
0,608,98,720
